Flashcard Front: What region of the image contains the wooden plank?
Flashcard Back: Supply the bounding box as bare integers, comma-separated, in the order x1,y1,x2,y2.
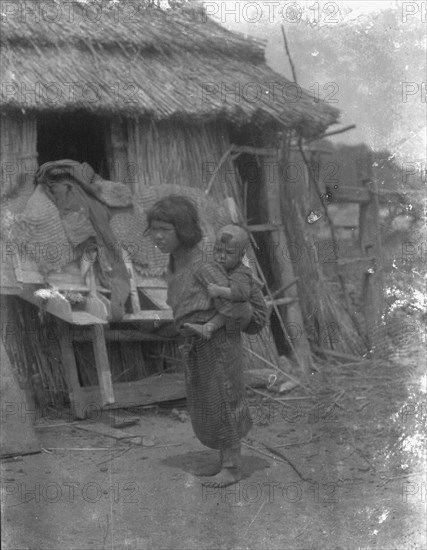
122,310,174,322
72,329,175,342
72,373,186,417
57,322,85,409
12,254,45,284
137,277,168,288
20,287,74,323
359,156,384,354
20,288,107,325
84,294,109,322
328,186,370,204
84,264,110,321
71,312,108,325
139,287,169,310
90,325,115,406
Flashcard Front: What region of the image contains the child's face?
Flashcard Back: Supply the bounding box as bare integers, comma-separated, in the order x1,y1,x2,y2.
214,241,244,270
148,221,180,254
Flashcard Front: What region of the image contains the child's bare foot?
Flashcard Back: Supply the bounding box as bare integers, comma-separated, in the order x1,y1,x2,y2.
194,463,222,477
201,467,241,487
183,323,214,340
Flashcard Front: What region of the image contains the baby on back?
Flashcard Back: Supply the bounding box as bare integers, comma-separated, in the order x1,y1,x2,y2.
184,224,263,339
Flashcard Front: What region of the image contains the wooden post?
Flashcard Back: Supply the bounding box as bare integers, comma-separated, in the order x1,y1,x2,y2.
261,149,313,375
359,150,384,354
57,322,86,418
106,118,129,186
91,325,115,406
58,321,115,417
121,248,141,313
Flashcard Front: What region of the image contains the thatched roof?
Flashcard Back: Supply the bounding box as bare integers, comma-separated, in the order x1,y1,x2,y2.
1,1,340,137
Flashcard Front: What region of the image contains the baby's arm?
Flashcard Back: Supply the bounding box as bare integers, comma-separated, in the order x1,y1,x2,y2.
208,283,232,299
184,312,226,340
194,263,253,328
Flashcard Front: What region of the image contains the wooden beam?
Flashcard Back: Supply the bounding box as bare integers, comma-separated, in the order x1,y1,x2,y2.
21,287,74,323
359,156,385,354
122,310,173,322
57,322,85,408
328,186,370,204
260,142,313,375
72,329,175,342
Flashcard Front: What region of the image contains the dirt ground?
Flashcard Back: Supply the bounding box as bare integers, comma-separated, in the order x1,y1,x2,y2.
1,329,425,550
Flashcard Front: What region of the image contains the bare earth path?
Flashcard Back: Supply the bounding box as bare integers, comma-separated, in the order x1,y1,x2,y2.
1,337,425,550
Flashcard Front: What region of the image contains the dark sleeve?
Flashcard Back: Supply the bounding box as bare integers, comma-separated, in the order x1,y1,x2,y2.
228,268,252,301
243,284,268,335
194,262,253,320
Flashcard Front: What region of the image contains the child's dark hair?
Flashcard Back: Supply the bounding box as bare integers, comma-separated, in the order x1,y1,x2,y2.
145,194,203,248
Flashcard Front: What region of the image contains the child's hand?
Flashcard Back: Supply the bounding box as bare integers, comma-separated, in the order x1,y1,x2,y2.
207,283,223,298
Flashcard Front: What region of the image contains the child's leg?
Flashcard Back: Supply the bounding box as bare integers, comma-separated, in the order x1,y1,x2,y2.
184,313,226,340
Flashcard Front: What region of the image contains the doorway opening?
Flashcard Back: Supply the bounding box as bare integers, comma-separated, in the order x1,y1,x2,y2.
231,127,290,355
37,112,108,177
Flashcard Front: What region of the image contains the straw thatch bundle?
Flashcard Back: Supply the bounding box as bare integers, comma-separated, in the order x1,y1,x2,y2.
1,2,339,138
279,147,367,355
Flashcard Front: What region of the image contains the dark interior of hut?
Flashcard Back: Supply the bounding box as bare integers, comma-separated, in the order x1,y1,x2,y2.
37,112,108,178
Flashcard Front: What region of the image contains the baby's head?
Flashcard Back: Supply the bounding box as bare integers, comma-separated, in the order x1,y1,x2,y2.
214,224,249,270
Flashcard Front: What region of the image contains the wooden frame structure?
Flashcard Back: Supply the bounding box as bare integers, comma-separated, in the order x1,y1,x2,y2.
4,249,182,418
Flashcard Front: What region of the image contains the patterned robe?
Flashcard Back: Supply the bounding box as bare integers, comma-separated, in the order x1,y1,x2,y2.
166,246,253,450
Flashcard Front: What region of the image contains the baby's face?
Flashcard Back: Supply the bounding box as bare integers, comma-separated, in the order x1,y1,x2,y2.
213,241,244,270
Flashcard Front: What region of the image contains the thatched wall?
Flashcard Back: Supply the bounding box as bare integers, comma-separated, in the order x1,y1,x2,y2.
126,119,240,201
0,114,37,198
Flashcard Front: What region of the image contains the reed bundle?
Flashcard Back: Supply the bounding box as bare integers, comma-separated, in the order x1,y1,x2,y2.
279,148,367,356
1,296,68,407
74,339,181,387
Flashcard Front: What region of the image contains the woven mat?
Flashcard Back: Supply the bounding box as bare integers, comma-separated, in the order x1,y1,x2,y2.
4,182,231,276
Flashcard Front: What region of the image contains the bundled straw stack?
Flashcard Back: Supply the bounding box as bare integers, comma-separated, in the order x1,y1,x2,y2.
279,148,367,356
